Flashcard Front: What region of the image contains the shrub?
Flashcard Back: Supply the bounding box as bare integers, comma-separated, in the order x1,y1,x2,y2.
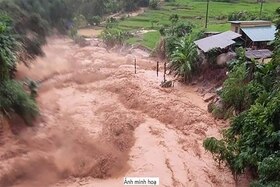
0,80,39,125
159,19,193,37
169,35,198,82
204,53,280,185
0,15,39,125
88,16,101,26
149,0,160,10
228,11,256,21
73,14,88,28
138,0,150,7
207,48,222,66
173,22,193,37
101,28,131,46
105,17,118,29
257,156,280,184
228,11,274,21
221,63,252,112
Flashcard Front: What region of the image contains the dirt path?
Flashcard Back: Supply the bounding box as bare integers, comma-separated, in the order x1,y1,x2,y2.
0,37,238,187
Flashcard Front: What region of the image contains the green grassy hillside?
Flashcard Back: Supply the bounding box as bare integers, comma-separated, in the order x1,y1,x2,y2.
118,0,280,49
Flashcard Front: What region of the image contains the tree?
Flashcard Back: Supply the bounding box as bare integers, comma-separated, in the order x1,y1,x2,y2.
0,15,16,80
0,1,48,65
170,35,198,82
203,7,280,186
149,0,160,10
0,15,38,125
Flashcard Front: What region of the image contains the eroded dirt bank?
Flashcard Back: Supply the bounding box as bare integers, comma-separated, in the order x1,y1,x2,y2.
0,36,239,187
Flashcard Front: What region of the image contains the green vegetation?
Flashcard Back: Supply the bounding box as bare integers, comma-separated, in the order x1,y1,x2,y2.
116,0,279,49
155,14,202,82
149,0,160,10
170,36,198,82
0,0,91,125
0,15,38,125
101,28,131,46
127,31,161,50
203,8,280,186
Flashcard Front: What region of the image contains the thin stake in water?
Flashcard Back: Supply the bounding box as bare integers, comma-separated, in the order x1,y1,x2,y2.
163,61,166,82
134,58,137,74
157,61,159,77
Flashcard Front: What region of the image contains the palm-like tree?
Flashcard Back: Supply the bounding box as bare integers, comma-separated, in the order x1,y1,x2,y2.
170,36,198,82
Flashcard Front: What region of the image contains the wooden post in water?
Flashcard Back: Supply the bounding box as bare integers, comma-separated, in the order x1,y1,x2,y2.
157,61,159,77
134,58,137,74
163,61,166,82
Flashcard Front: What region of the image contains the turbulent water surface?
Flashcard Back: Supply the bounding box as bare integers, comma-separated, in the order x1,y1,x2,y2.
0,37,248,187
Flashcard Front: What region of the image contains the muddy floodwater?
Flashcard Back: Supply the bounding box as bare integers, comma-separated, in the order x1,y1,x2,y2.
0,37,245,187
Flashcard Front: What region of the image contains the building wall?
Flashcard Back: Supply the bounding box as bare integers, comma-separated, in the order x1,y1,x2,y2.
231,23,240,33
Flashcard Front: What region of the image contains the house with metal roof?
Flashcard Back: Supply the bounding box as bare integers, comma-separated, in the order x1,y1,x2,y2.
229,20,277,49
194,31,241,53
229,20,272,33
241,25,276,48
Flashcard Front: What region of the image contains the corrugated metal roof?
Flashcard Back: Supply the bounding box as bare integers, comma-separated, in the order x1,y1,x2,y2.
219,31,242,39
245,49,273,59
194,31,241,52
241,25,276,42
229,20,271,24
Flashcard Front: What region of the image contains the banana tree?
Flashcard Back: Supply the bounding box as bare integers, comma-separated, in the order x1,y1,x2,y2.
170,36,198,82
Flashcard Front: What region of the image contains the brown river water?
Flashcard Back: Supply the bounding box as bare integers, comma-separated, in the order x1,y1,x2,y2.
0,36,249,187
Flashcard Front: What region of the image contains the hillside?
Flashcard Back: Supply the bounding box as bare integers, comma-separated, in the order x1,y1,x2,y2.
114,0,280,49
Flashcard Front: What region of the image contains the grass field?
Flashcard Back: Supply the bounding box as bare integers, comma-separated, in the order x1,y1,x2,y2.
117,0,280,50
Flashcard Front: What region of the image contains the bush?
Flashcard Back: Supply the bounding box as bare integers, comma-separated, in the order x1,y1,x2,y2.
105,17,118,28
122,0,139,12
138,0,150,7
149,0,160,10
257,156,280,184
73,15,88,28
228,11,274,21
221,63,252,112
159,15,193,37
169,35,198,82
205,12,280,182
88,16,101,26
207,48,222,66
0,80,39,125
0,14,39,125
173,22,193,37
228,11,256,21
101,28,131,46
164,35,179,57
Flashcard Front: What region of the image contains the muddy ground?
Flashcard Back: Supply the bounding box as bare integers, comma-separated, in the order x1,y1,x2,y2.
0,37,248,187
